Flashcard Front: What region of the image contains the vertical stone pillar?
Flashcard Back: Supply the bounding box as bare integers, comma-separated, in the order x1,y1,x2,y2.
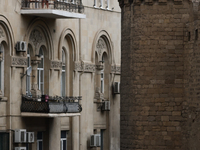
30,56,41,98
95,63,104,101
72,116,79,150
49,117,61,150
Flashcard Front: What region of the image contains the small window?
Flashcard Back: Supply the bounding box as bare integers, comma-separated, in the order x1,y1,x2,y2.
104,0,108,9
61,131,67,150
195,29,198,40
188,32,190,41
37,132,43,150
101,129,104,150
99,0,103,8
94,0,97,7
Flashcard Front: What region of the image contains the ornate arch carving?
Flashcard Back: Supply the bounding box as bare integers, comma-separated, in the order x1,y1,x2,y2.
24,19,53,60
92,29,114,65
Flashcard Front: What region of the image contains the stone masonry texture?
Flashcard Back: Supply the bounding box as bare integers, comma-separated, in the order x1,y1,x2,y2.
119,0,200,149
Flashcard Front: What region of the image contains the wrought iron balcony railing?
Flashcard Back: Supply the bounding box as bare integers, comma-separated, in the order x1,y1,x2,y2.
21,95,82,113
21,0,85,19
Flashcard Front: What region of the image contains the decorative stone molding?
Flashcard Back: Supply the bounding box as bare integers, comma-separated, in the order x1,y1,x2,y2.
111,65,121,74
96,64,104,70
51,60,62,70
29,29,44,48
96,37,106,56
0,26,5,38
94,87,104,101
11,56,27,67
74,61,96,73
85,63,96,72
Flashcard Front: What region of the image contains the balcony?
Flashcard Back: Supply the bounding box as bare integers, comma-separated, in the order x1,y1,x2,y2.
21,0,86,19
21,95,82,117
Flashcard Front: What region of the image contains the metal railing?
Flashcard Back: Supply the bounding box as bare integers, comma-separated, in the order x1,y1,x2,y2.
21,0,84,13
21,95,82,113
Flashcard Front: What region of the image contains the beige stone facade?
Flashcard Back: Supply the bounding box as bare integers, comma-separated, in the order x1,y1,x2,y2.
0,0,121,150
119,0,200,150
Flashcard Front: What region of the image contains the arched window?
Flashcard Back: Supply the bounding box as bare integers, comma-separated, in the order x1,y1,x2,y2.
61,49,66,97
0,43,4,95
37,48,44,95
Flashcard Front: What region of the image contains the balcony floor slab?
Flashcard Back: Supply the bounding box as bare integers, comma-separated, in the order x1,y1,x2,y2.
21,112,80,117
21,9,86,19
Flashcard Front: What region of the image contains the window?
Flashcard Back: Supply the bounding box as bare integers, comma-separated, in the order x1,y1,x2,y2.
37,132,43,150
61,131,67,150
101,56,104,93
99,0,103,8
104,0,108,9
100,130,104,150
195,29,198,40
61,50,66,97
0,132,9,150
37,48,44,94
26,48,31,96
188,32,191,41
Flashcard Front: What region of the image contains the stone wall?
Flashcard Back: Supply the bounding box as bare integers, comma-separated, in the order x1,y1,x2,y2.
119,0,200,149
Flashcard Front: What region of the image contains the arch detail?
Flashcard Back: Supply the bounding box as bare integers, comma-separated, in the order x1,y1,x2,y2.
24,19,53,60
58,28,78,61
92,29,114,64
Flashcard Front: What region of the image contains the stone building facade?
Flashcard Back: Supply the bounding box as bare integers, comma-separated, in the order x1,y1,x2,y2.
0,0,121,150
119,0,200,149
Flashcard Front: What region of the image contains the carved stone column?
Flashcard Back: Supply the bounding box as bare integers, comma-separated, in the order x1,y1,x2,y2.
95,63,104,101
30,56,41,98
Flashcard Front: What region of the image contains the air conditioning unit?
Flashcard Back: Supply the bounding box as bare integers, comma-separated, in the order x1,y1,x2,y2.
113,82,120,94
90,134,101,147
14,129,26,143
101,101,110,111
27,132,34,143
16,41,26,52
15,147,26,150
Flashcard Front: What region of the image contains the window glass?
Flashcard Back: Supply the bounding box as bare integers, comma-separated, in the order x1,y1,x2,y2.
61,131,67,150
61,50,66,97
0,132,9,150
101,56,104,93
37,132,43,150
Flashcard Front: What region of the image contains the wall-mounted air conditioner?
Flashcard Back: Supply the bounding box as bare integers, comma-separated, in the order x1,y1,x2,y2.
101,101,110,111
14,129,26,143
27,132,34,143
15,147,26,150
90,134,101,147
15,41,26,52
113,82,120,94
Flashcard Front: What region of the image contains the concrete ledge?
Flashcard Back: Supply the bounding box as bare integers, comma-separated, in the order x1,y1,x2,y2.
21,112,80,117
